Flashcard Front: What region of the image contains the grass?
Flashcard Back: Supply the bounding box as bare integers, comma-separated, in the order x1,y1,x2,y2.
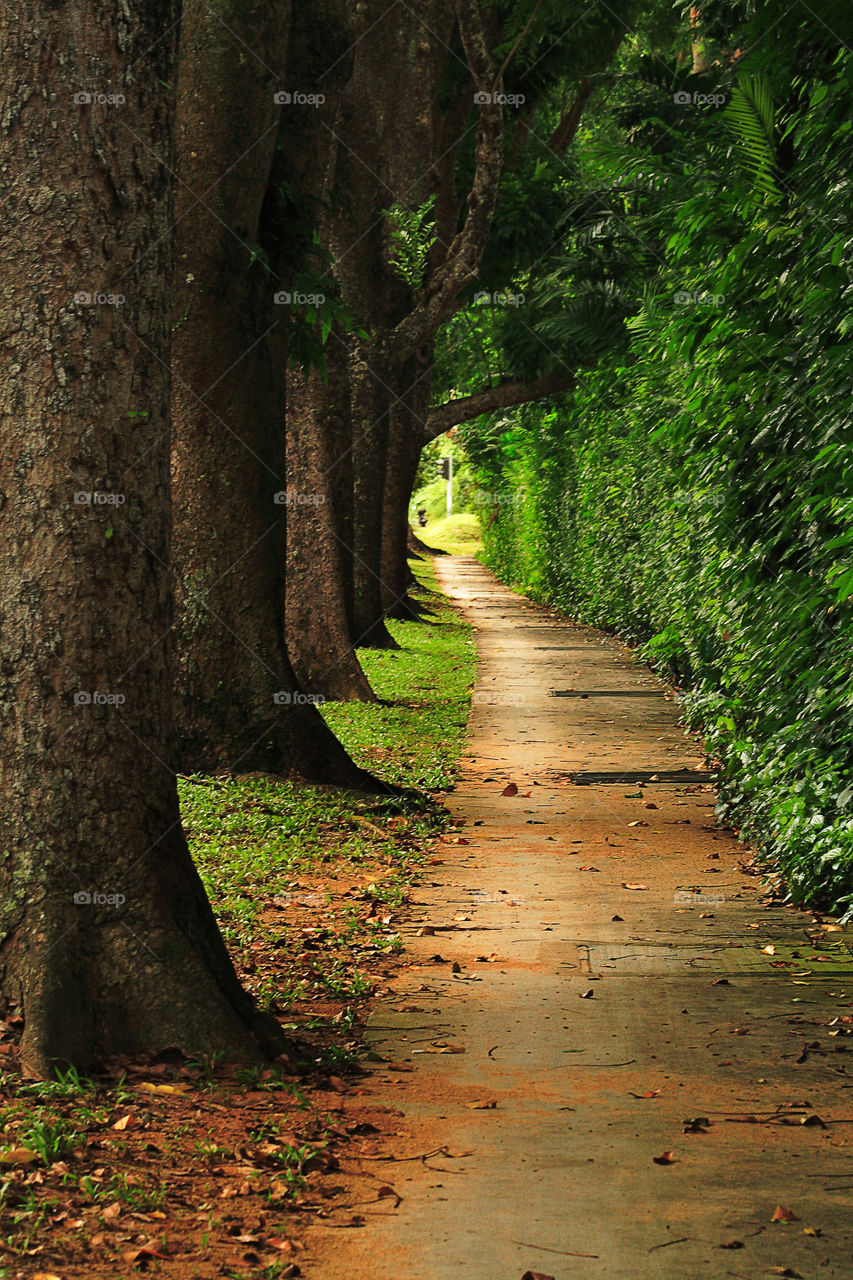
0,556,476,1272
414,511,483,557
323,556,477,790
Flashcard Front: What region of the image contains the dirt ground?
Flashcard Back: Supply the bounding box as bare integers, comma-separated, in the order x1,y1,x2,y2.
306,556,853,1280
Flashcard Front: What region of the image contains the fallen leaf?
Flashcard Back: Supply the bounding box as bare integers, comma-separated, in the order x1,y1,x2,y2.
137,1082,185,1095
501,783,518,796
0,1147,39,1165
579,989,595,999
622,882,649,891
629,1090,661,1099
719,1240,745,1249
653,1150,676,1164
611,914,624,922
627,820,649,827
467,1099,497,1109
800,1114,826,1128
521,1273,555,1280
767,1268,802,1278
772,1206,798,1222
762,945,776,955
711,978,730,986
644,802,659,810
803,1226,822,1237
579,865,599,872
33,1274,65,1280
111,1114,134,1131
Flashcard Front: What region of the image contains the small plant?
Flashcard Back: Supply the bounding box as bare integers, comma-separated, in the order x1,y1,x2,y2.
19,1110,81,1164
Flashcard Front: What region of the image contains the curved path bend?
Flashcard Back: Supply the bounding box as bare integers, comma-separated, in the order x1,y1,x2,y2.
314,556,853,1280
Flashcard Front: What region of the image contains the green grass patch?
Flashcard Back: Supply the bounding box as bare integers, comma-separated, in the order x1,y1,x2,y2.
415,512,483,558
323,555,477,791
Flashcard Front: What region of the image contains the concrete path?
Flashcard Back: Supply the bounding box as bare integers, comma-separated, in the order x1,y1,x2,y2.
314,557,853,1280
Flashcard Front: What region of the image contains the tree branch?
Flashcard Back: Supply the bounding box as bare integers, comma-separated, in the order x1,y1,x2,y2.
391,0,504,359
424,368,575,441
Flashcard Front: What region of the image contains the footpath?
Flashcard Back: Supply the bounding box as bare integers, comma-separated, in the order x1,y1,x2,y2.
312,556,853,1280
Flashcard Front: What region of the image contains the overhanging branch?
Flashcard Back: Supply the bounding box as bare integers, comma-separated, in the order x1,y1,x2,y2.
424,368,575,441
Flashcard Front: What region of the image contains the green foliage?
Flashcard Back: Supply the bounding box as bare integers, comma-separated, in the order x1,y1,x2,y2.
464,8,853,915
384,197,436,291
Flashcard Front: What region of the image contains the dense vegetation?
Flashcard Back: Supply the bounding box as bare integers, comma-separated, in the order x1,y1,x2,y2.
454,3,853,914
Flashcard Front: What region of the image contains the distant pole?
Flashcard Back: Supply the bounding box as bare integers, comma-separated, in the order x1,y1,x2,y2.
446,453,453,517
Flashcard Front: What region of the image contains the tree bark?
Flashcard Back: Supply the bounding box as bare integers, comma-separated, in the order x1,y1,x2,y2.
282,0,378,697
382,366,434,620
424,368,576,440
0,0,282,1075
286,356,378,697
171,0,371,782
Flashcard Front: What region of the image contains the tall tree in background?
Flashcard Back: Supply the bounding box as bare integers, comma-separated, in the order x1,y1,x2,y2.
171,0,373,783
0,0,282,1075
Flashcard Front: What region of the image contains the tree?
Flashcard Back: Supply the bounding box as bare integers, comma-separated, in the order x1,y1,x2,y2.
170,0,374,782
0,0,282,1075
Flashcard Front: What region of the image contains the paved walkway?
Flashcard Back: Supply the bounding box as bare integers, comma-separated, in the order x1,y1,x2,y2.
314,557,853,1280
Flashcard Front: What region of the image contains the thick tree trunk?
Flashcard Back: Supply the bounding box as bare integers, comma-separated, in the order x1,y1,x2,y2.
0,0,282,1075
282,2,377,698
286,358,377,698
350,346,400,648
382,369,433,620
171,0,371,783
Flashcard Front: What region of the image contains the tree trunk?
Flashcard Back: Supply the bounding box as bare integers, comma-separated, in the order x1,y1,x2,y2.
171,0,371,783
282,1,377,697
350,345,400,647
286,357,377,698
0,0,282,1076
382,368,433,620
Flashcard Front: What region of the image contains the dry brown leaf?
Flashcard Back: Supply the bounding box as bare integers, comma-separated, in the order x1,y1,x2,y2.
653,1150,676,1164
0,1147,39,1165
622,882,649,891
771,1205,798,1222
467,1099,497,1109
501,783,519,796
111,1114,134,1131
